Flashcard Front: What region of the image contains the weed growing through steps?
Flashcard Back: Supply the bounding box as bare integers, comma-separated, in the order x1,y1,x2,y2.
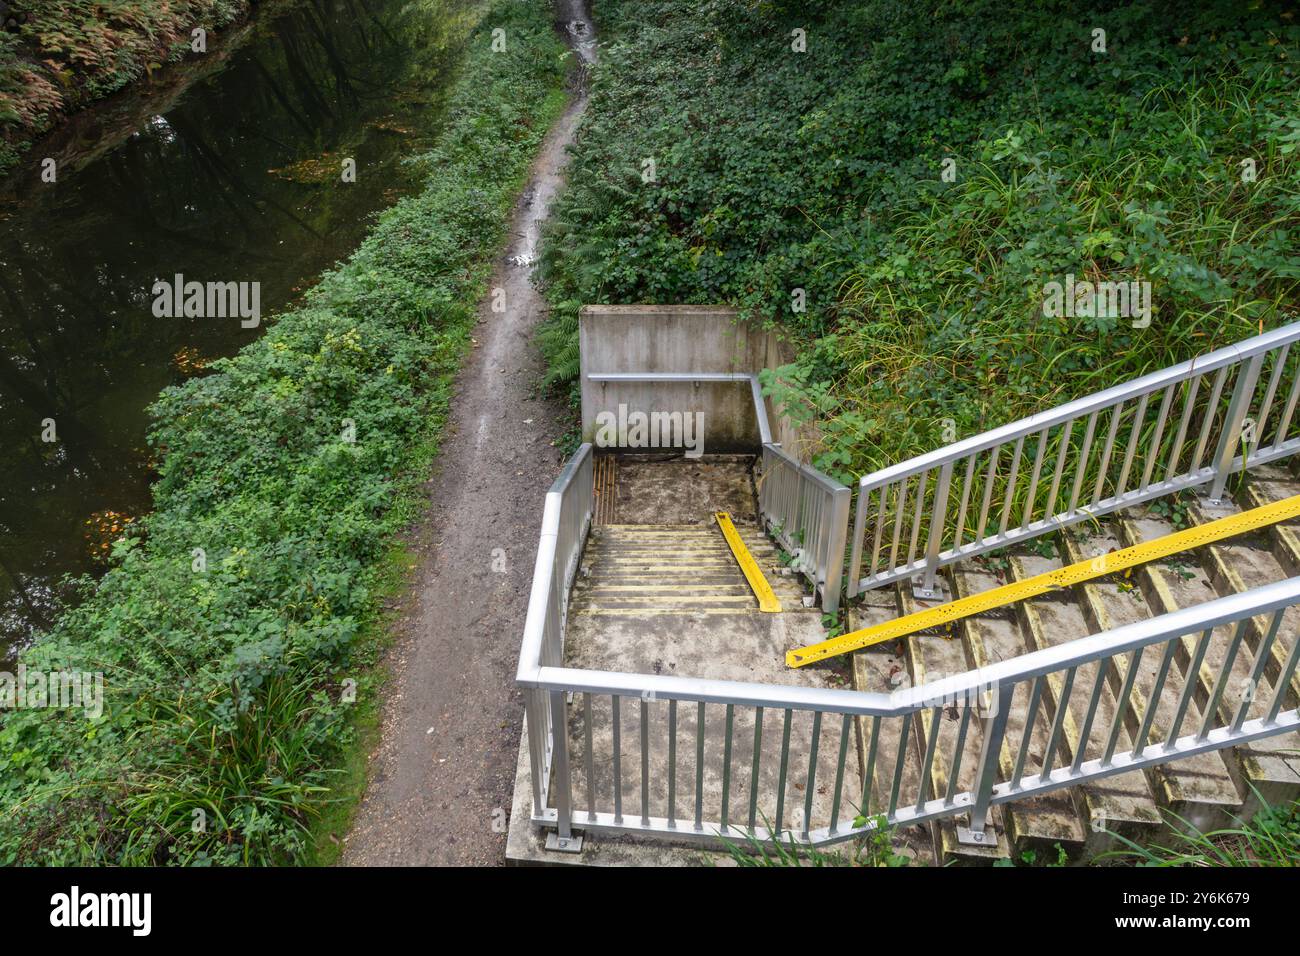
721,813,912,867
1100,795,1300,867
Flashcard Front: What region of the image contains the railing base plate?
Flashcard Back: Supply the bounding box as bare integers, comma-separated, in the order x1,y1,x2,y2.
912,577,948,602
545,831,584,853
955,825,997,847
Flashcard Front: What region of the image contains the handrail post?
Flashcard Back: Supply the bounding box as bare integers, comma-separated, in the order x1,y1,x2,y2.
821,485,850,615
1208,353,1263,503
960,681,1012,846
917,462,953,598
546,689,581,851
845,480,868,600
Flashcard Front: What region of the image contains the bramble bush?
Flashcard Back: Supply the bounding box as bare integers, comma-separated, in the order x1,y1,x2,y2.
0,0,566,865
538,0,1300,483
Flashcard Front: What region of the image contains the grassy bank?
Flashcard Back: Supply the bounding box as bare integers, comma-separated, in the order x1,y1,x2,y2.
538,0,1300,484
0,0,567,865
0,0,258,175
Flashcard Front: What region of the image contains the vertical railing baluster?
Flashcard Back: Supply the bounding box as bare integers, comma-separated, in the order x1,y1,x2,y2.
888,712,913,820
667,699,678,828
1072,668,1108,773
998,436,1025,537
640,698,651,827
1010,676,1045,789
1040,667,1076,781
1044,420,1074,520
612,694,623,824
953,455,976,553
1233,610,1283,732
775,708,792,835
975,447,999,546
860,715,881,820
915,706,942,811
1271,359,1300,452
968,683,1014,837
869,485,886,580
1140,386,1175,491
921,462,953,594
1167,629,1213,748
584,693,596,821
847,478,868,599
1116,391,1150,497
1132,638,1178,755
907,471,929,567
1209,355,1264,501
550,690,574,839
1164,375,1201,482
803,711,822,840
1199,620,1248,739
828,714,852,835
1092,400,1124,505
1104,647,1145,763
748,706,764,832
1190,366,1229,474
944,702,973,807
1021,429,1049,529
694,701,705,831
1068,412,1098,516
1265,625,1300,725
720,703,734,833
890,479,908,571
1252,345,1289,448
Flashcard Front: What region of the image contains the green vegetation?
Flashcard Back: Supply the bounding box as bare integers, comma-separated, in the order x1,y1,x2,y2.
722,814,912,867
0,0,567,865
1103,795,1300,867
538,0,1300,484
722,798,1300,866
0,0,256,174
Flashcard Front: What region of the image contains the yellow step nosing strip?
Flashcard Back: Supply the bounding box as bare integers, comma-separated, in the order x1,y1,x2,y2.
714,511,782,613
787,493,1300,668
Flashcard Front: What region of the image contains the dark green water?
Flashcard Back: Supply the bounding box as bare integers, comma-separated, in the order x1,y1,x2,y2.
0,0,463,660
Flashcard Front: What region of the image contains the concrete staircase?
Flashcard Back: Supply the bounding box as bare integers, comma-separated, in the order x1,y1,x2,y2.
850,465,1300,865
571,522,809,617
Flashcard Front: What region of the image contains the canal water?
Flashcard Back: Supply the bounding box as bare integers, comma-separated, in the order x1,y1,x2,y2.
0,0,467,659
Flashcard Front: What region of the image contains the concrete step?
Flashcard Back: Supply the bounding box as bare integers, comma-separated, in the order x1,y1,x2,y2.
899,579,1011,864
850,589,939,866
950,563,1089,859
1116,508,1300,819
1185,493,1300,705
1060,526,1244,832
1243,476,1300,576
1008,552,1165,858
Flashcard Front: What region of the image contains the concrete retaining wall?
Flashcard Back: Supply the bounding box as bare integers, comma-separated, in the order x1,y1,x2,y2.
579,305,798,454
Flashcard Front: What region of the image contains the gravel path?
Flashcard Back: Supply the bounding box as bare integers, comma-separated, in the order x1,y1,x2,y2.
340,1,595,866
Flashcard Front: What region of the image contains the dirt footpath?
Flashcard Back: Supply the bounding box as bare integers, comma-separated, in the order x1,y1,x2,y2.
340,3,595,866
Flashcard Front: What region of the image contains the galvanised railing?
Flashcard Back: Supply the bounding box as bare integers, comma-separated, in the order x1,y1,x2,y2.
517,442,594,830
847,322,1300,599
759,444,850,614
518,560,1300,848
585,370,849,613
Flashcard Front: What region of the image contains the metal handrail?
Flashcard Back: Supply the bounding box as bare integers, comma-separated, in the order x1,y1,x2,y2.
759,443,850,614
517,443,593,832
522,573,1300,847
848,321,1300,598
